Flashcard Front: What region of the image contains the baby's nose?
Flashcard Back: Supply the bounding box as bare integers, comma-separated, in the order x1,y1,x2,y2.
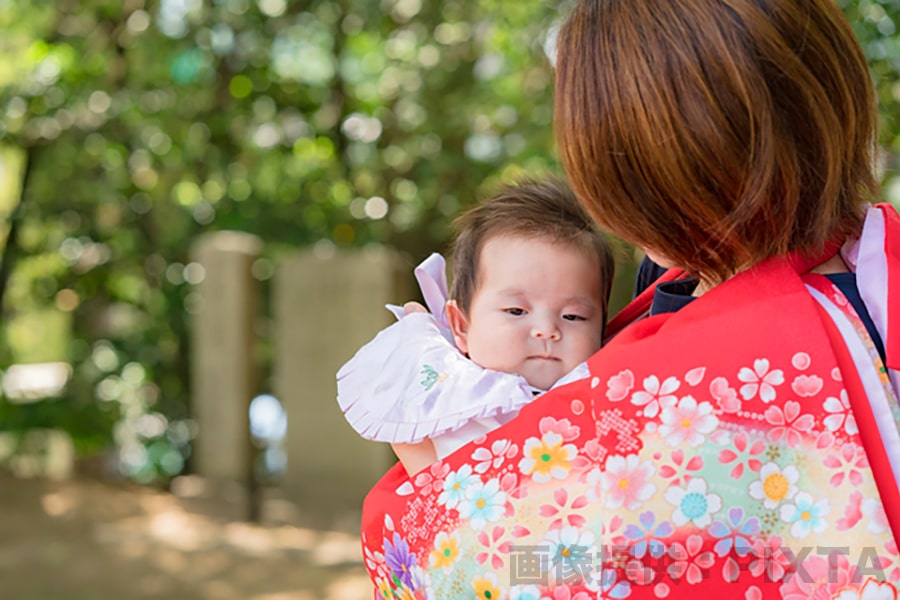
531,321,561,341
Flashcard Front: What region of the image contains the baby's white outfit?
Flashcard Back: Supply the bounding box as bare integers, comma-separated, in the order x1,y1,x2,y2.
336,253,588,460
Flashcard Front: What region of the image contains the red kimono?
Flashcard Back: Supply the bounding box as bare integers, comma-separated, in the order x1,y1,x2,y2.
360,204,900,600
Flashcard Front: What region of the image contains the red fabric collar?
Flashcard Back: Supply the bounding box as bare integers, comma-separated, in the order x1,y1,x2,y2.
606,241,843,341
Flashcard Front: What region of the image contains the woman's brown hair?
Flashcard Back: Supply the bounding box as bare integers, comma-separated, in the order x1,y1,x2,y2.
554,0,878,283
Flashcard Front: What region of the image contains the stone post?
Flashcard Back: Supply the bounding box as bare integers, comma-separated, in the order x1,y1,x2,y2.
190,231,262,486
274,245,410,515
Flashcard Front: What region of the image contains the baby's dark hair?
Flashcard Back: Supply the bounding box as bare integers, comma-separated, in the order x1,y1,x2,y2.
448,177,615,332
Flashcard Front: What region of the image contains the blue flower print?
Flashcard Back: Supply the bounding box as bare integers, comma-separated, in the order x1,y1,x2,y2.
622,511,673,559
709,507,759,557
437,464,478,510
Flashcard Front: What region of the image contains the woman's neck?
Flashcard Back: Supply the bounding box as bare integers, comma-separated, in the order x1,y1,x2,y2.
690,251,850,299
809,253,850,275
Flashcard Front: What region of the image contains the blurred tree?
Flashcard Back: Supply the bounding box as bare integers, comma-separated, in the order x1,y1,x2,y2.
842,0,900,193
0,0,564,482
0,0,899,483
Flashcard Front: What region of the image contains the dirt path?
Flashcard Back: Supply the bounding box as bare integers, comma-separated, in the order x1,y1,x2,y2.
0,472,372,599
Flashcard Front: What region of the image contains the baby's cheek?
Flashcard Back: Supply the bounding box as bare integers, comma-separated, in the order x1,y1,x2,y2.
468,333,521,373
577,330,604,358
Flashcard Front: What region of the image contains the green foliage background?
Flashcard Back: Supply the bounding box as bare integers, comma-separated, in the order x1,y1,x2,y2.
0,0,899,483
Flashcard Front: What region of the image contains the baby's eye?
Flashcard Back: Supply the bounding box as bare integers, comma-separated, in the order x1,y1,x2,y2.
504,307,526,316
563,314,587,322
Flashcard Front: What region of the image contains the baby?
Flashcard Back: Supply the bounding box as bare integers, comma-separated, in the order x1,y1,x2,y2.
337,178,614,474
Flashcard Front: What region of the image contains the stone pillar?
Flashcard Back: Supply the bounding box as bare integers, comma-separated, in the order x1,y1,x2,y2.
190,231,262,485
274,245,409,515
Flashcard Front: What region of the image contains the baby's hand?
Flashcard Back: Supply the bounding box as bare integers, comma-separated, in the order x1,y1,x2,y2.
392,440,437,475
403,301,428,315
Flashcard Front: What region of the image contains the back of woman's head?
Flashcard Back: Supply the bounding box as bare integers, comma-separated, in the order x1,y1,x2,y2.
555,0,878,283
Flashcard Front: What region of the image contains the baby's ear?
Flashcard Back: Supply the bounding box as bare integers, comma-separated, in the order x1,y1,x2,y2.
445,300,470,354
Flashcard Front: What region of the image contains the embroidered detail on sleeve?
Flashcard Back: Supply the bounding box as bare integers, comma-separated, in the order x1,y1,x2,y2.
420,364,448,391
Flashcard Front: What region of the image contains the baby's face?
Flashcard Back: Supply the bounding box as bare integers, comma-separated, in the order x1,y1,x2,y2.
448,235,606,391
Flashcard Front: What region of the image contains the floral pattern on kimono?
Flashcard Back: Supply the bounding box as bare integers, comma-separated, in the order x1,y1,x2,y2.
360,204,900,600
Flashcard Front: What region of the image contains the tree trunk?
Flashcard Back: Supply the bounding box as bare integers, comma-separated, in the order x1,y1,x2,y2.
0,144,37,314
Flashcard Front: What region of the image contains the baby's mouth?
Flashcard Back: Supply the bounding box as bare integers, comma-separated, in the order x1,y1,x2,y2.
527,355,561,361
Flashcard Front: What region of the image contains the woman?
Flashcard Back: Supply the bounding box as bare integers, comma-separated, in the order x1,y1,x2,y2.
360,0,900,597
